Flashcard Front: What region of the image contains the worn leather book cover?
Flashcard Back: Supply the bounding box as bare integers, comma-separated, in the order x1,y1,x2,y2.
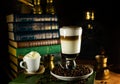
9,39,60,48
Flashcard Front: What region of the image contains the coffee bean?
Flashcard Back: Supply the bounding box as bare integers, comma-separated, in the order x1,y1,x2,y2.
51,64,91,83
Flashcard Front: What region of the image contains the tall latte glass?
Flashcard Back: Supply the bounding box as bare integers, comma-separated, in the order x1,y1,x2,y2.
60,26,82,69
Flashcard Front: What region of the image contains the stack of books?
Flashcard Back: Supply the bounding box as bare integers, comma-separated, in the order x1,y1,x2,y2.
6,13,61,79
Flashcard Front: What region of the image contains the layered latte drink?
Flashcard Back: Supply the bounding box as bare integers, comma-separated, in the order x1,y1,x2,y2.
60,26,82,60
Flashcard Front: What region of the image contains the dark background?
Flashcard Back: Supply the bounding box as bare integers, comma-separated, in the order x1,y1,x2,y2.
0,0,118,83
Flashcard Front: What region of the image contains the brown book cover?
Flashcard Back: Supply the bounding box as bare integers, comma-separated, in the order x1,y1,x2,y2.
7,69,18,80
9,69,18,79
9,59,23,73
9,54,24,76
9,54,23,66
9,39,60,48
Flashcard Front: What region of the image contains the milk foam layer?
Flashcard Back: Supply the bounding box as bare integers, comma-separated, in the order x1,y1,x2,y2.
24,51,41,59
60,26,82,36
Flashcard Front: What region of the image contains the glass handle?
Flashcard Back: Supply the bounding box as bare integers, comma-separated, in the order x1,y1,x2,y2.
65,60,76,70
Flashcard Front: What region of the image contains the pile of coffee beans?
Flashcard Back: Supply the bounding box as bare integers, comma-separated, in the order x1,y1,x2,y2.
36,64,92,84
52,64,91,77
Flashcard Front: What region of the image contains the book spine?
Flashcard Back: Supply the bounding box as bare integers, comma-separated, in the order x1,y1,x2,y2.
9,54,19,66
9,39,60,48
9,61,22,79
8,30,60,41
8,69,18,80
8,22,59,32
9,54,24,74
9,53,23,66
9,62,19,73
8,44,61,57
6,14,58,22
6,14,15,23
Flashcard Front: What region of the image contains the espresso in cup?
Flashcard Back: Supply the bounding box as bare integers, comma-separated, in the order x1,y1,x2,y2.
60,26,82,59
20,51,41,73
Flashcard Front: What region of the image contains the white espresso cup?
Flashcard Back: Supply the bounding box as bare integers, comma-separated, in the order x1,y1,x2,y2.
20,51,41,73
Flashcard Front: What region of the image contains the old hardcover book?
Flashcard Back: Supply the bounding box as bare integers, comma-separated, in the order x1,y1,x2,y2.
9,53,23,66
9,54,23,73
7,22,59,32
6,14,58,23
8,30,60,41
9,61,22,79
9,61,21,74
9,39,60,48
8,44,61,57
8,68,18,80
6,54,22,80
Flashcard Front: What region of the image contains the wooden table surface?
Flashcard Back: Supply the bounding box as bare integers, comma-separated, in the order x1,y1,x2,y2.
95,71,120,84
77,59,120,84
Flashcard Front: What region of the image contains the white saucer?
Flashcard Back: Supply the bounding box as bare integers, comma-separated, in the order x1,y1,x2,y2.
50,65,93,81
24,65,45,75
